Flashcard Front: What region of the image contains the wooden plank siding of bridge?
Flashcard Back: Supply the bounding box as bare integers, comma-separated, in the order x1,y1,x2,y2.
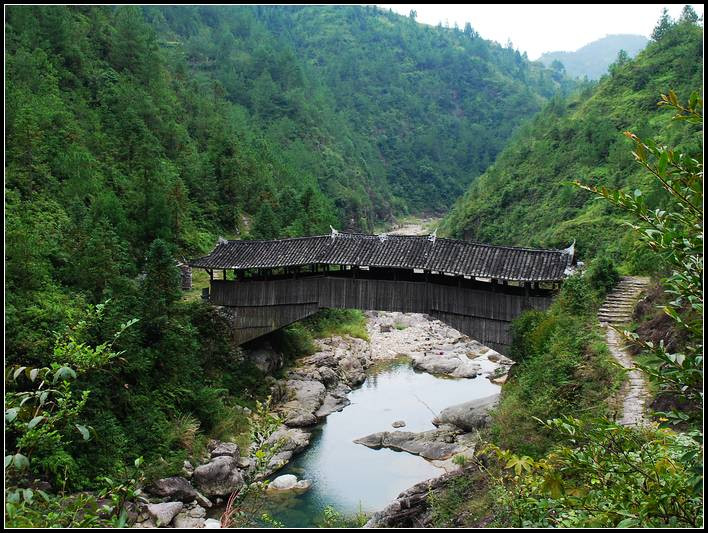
191,232,575,354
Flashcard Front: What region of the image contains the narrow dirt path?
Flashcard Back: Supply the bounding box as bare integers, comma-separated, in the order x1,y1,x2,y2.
598,276,651,426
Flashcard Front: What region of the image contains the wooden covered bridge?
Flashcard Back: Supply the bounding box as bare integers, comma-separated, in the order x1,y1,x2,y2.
190,231,575,354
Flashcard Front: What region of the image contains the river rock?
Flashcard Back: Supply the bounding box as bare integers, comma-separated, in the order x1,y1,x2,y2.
434,394,500,431
195,491,212,508
146,476,197,503
270,474,298,490
340,354,367,386
267,426,312,453
412,353,481,378
210,441,240,459
146,501,183,527
354,428,464,461
318,366,339,388
172,503,207,528
263,426,312,475
281,379,326,427
192,456,244,498
392,420,406,428
183,460,194,479
267,474,312,493
204,518,222,528
364,469,460,528
247,345,284,374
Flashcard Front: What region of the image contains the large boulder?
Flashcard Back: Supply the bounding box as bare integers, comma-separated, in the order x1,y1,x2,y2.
263,426,312,476
146,476,197,503
434,394,500,431
340,355,367,386
172,503,207,528
354,428,464,461
364,470,460,528
146,501,183,527
192,456,244,498
247,345,284,374
412,353,481,378
281,380,326,427
209,441,240,460
315,384,352,419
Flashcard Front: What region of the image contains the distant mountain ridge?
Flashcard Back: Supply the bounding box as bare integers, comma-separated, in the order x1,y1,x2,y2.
539,34,649,79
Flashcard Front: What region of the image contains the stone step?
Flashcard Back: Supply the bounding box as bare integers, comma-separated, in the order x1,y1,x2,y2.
598,311,634,318
599,307,634,314
598,317,632,324
598,316,633,323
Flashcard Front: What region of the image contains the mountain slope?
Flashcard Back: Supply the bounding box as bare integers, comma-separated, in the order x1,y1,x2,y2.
440,19,702,268
539,34,649,79
147,5,571,216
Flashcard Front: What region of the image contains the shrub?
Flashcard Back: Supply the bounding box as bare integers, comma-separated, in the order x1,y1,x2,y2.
557,274,595,315
586,256,620,296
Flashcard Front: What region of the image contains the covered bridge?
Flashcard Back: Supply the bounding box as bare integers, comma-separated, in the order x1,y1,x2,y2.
190,231,575,353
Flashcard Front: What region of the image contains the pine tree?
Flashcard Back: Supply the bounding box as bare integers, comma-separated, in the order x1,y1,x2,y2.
250,202,281,240
651,8,673,41
140,238,181,331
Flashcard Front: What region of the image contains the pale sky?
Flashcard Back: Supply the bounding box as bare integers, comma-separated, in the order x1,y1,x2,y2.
377,4,703,59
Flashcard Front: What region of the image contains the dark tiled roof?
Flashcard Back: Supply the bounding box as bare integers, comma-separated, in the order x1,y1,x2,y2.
190,233,574,282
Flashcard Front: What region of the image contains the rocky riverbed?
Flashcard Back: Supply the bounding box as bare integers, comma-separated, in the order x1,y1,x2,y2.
131,311,513,528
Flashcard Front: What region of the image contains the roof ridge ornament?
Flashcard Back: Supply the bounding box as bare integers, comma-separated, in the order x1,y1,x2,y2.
561,239,575,257
330,225,339,239
378,233,389,243
427,229,437,243
217,236,228,245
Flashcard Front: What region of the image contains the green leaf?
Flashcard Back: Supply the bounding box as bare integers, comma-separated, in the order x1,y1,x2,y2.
6,408,19,423
617,517,639,527
28,416,44,429
52,366,77,383
5,455,13,469
12,453,29,470
76,424,90,441
13,366,27,380
29,368,39,382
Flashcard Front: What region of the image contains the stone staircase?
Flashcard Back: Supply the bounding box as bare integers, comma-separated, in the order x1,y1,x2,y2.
598,276,651,426
598,276,651,325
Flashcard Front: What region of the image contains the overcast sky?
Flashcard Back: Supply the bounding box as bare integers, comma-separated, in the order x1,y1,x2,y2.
377,4,703,59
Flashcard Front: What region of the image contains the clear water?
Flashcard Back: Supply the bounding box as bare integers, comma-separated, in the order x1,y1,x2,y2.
260,360,500,527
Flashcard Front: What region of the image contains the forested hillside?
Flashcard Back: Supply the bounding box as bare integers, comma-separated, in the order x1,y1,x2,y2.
441,14,703,269
4,4,565,513
539,34,649,80
5,5,566,359
144,5,570,217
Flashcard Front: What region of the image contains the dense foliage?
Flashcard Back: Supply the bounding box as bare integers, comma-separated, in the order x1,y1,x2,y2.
441,12,702,269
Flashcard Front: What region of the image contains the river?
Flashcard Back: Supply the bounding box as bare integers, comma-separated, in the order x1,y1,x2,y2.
261,352,500,527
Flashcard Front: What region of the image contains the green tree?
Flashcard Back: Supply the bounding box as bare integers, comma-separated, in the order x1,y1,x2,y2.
140,239,181,335
250,202,281,240
651,8,673,41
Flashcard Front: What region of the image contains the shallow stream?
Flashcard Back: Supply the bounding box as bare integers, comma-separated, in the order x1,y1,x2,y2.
261,359,500,527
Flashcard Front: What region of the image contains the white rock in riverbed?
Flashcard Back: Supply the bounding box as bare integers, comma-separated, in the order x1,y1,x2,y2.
267,474,312,492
